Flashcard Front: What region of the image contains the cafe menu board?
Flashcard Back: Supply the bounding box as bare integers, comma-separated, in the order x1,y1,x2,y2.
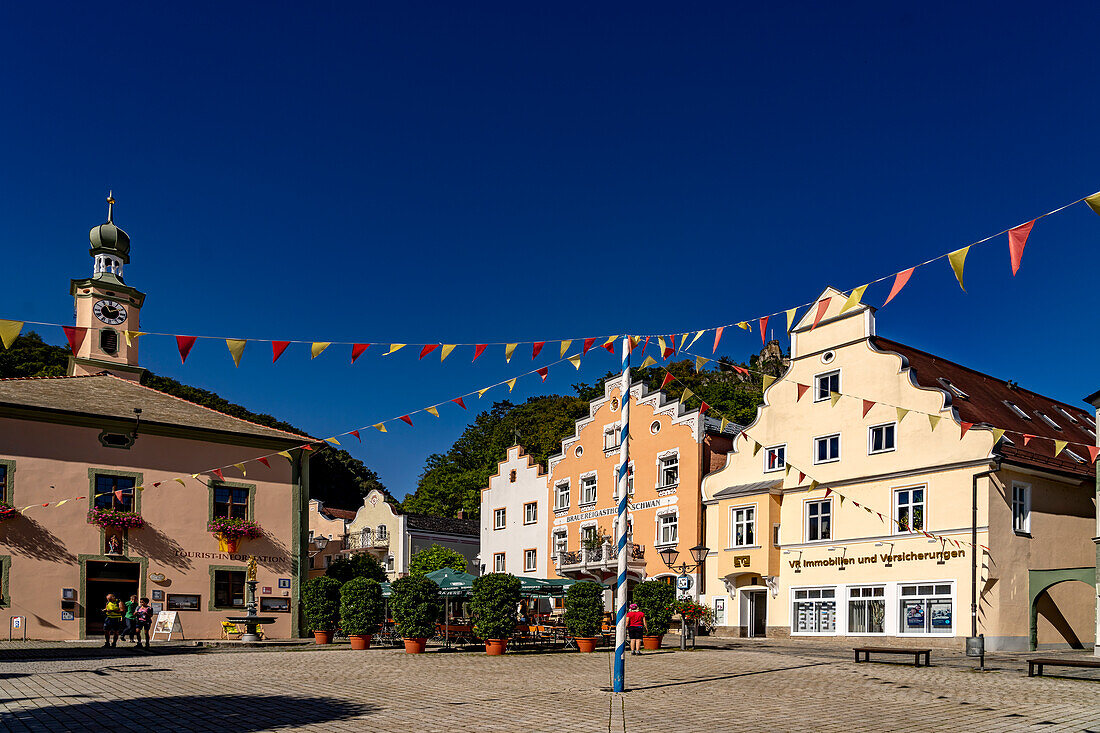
151,611,184,641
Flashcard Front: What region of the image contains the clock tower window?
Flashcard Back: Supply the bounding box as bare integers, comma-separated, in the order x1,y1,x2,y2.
100,329,118,356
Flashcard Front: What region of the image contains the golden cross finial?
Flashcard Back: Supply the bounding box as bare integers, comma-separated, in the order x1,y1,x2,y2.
106,190,115,223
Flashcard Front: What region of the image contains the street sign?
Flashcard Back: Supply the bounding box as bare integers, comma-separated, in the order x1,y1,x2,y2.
677,575,693,591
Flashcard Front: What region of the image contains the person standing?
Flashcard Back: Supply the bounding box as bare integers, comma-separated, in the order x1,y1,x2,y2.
102,594,124,648
133,597,154,649
626,602,647,655
124,594,139,644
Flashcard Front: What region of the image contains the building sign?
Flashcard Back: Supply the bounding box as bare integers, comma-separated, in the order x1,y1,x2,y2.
787,548,965,570
732,555,751,568
176,551,289,564
552,495,678,526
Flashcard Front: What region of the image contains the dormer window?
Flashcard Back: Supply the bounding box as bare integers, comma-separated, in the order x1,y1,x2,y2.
1003,401,1031,420
1035,411,1062,431
937,378,968,400
1063,449,1085,463
1056,407,1079,424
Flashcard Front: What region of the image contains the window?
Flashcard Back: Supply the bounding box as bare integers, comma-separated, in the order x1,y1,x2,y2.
581,525,596,545
377,524,388,540
1064,448,1085,463
806,500,831,541
604,426,619,451
100,329,118,355
792,588,836,633
580,475,597,505
764,445,786,472
94,474,135,512
772,523,781,547
323,555,332,568
553,530,567,558
385,555,394,572
509,469,517,483
0,465,7,504
895,487,925,532
1056,407,1079,424
493,553,506,572
214,569,246,608
899,583,953,634
1012,483,1030,534
937,378,968,399
213,486,248,519
1003,401,1031,420
493,508,506,530
659,454,679,487
730,506,755,547
814,434,840,464
868,423,896,454
1036,411,1062,431
657,512,678,546
650,420,661,435
848,586,886,634
524,549,537,572
260,597,290,613
167,594,200,611
555,482,570,510
814,370,840,402
524,502,537,525
626,465,634,496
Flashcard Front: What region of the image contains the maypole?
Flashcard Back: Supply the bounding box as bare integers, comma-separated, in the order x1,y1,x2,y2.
613,335,631,692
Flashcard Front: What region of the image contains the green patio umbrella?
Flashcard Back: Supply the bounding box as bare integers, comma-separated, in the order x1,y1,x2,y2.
424,567,478,648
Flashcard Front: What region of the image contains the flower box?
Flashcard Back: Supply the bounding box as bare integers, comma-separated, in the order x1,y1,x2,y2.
206,517,262,540
87,507,145,530
0,502,16,522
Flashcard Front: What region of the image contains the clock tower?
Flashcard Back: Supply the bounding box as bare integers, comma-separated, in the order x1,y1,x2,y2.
68,194,147,380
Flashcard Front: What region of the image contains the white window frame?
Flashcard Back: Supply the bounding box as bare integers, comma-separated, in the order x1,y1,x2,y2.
791,586,837,635
813,433,841,464
814,370,840,403
580,522,598,546
730,505,756,548
554,480,570,511
1035,411,1062,431
385,554,394,572
1056,407,1079,424
524,501,538,525
580,473,597,506
657,451,679,488
552,530,567,559
1011,481,1031,534
898,581,955,636
493,552,506,573
847,585,887,636
868,422,896,455
763,444,786,473
493,507,506,530
603,424,620,451
1003,401,1031,420
524,548,537,573
893,485,926,533
805,498,832,542
656,509,678,547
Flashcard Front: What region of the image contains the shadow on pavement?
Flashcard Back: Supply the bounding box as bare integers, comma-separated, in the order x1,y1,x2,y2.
0,694,376,731
0,645,209,664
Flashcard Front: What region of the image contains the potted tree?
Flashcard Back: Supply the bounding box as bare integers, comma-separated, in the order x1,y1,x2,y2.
302,576,341,644
470,573,521,655
632,580,675,650
564,581,604,652
339,577,384,650
390,574,442,653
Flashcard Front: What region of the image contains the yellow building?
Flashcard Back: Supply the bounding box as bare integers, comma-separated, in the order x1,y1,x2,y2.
702,287,1095,651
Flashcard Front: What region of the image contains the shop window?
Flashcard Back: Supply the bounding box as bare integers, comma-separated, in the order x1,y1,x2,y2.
895,487,925,532
764,445,785,472
524,502,537,525
730,506,755,547
657,512,678,546
848,586,886,634
94,474,135,512
814,434,840,464
555,482,570,510
494,508,506,530
552,530,567,559
493,553,506,573
214,570,246,609
659,454,679,487
814,370,840,402
524,549,537,572
213,486,249,520
868,423,896,454
580,475,597,505
899,583,953,634
792,588,836,633
1011,483,1030,534
805,500,831,541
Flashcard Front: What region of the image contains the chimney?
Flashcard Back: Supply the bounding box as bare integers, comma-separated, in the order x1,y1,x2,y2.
456,510,465,519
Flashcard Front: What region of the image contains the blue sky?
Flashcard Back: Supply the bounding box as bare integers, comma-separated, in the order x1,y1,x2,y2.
2,3,1098,502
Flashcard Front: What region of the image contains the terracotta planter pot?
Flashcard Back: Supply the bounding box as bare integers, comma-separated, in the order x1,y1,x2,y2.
642,634,663,650
313,630,333,645
574,637,599,653
485,639,508,655
348,635,371,650
215,533,241,553
403,637,427,654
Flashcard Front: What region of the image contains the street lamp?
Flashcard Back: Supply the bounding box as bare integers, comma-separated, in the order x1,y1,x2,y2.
309,534,330,559
659,542,710,650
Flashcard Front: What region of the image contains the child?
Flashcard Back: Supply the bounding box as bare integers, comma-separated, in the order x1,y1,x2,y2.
133,597,154,649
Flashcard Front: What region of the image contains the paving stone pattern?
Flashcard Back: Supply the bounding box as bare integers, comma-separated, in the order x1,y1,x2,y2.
1,639,1098,732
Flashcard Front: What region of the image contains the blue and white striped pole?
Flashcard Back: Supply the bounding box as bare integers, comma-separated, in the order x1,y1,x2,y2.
613,335,631,692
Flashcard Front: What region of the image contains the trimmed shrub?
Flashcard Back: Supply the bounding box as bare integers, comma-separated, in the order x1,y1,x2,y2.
390,574,443,640
326,554,386,584
339,577,385,636
564,581,604,638
632,580,676,636
470,573,521,641
302,576,342,632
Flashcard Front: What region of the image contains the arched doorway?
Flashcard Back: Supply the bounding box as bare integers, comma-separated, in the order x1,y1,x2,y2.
1028,568,1095,651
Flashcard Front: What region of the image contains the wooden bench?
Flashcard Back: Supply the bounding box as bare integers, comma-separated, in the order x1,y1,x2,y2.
1027,657,1100,678
854,646,931,667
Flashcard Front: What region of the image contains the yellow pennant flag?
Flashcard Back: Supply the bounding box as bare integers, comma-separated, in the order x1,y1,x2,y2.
324,437,340,446
604,335,619,347
1085,191,1100,216
641,356,657,368
560,340,572,358
372,423,387,433
124,330,146,347
135,485,144,491
720,417,729,432
440,344,456,362
948,246,970,291
0,320,23,349
506,378,517,392
226,339,247,367
752,440,762,457
1053,440,1067,457
426,406,439,417
56,499,68,506
504,343,518,362
190,473,200,479
174,478,186,486
808,480,819,492
736,321,751,331
277,451,292,460
629,335,640,349
840,284,868,314
785,463,792,476
681,388,694,403
991,428,1005,444
695,356,710,371
785,307,798,332
385,344,405,356
311,342,331,359
896,407,909,423
830,391,842,407
686,330,705,350
657,336,667,355
928,414,941,431
762,375,776,390
478,387,491,397
568,354,582,369
234,463,246,475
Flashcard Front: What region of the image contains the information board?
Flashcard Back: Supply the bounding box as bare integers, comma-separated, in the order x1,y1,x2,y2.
151,611,184,641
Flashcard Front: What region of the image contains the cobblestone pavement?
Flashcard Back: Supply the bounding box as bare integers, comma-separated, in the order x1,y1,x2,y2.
1,639,1097,732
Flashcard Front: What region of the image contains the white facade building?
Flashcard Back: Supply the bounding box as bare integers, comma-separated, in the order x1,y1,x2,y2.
480,446,549,577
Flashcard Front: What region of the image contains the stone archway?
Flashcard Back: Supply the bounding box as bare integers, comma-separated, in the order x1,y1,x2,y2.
1028,568,1095,651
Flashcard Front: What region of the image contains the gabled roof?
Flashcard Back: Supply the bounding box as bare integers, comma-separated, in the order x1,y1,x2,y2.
406,514,479,537
871,337,1095,479
321,506,358,521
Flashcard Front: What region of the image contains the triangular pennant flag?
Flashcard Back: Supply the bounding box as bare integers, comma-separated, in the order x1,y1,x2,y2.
720,417,730,432
809,480,819,493
582,338,596,355
212,469,224,482
601,342,616,354
351,343,369,363
300,444,314,451
273,341,291,363
1086,445,1099,463
929,414,941,431
350,430,360,442
698,401,709,415
661,373,674,389
506,378,517,392
762,375,776,391
478,387,491,397
191,473,200,479
537,366,549,382
629,335,641,351
174,477,186,485
695,356,709,371
735,321,749,331
311,342,331,359
712,326,724,353
559,340,572,358
948,246,970,291
0,320,23,349
324,437,340,446
829,391,841,407
862,399,875,418
568,355,582,369
1008,220,1034,276
660,337,674,359
426,406,439,417
226,339,247,367
532,341,545,359
452,397,467,409
123,330,145,348
681,388,694,403
785,307,797,332
440,344,456,362
798,471,805,483
785,463,792,476
733,365,750,376
472,344,487,362
604,335,619,348
811,298,831,331
840,284,868,314
176,335,197,363
233,463,246,475
759,316,769,346
641,336,650,354
372,423,387,433
1053,440,1067,457
60,326,87,355
641,356,657,368
385,344,405,356
896,407,909,423
752,440,762,457
257,457,270,467
399,415,413,426
1022,434,1034,446
991,428,1005,444
419,344,440,360
686,330,705,350
796,383,810,401
114,490,124,502
1085,192,1100,216
882,268,914,307
505,343,518,362
960,422,973,438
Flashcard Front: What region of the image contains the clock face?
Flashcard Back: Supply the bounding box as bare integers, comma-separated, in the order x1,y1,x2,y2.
93,299,127,325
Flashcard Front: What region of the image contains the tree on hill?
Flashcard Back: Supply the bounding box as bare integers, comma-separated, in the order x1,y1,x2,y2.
325,553,387,584
408,544,469,576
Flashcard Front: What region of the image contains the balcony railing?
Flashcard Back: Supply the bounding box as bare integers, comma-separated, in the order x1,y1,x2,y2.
345,529,390,551
558,542,645,566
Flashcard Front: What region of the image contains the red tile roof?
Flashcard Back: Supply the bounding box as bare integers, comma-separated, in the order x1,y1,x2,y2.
871,337,1096,479
321,507,358,521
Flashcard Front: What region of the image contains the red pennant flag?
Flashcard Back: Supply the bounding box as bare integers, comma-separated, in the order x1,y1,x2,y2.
301,444,314,451
698,401,710,415
152,482,161,488
1008,220,1034,276
62,326,87,354
351,343,369,363
661,373,675,389
1022,434,1034,446
176,335,197,363
811,298,831,330
582,337,596,355
452,397,467,410
796,383,810,401
670,334,678,355
759,316,769,346
882,268,914,307
419,344,440,360
258,457,270,468
712,326,724,354
824,487,832,497
798,471,805,483
350,430,361,442
960,421,973,438
602,342,615,354
532,341,545,359
399,415,413,426
212,469,224,482
732,365,750,376
472,345,487,362
1087,446,1099,463
642,336,650,354
114,490,124,501
272,341,291,363
862,399,875,418
41,502,49,507
537,366,549,382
